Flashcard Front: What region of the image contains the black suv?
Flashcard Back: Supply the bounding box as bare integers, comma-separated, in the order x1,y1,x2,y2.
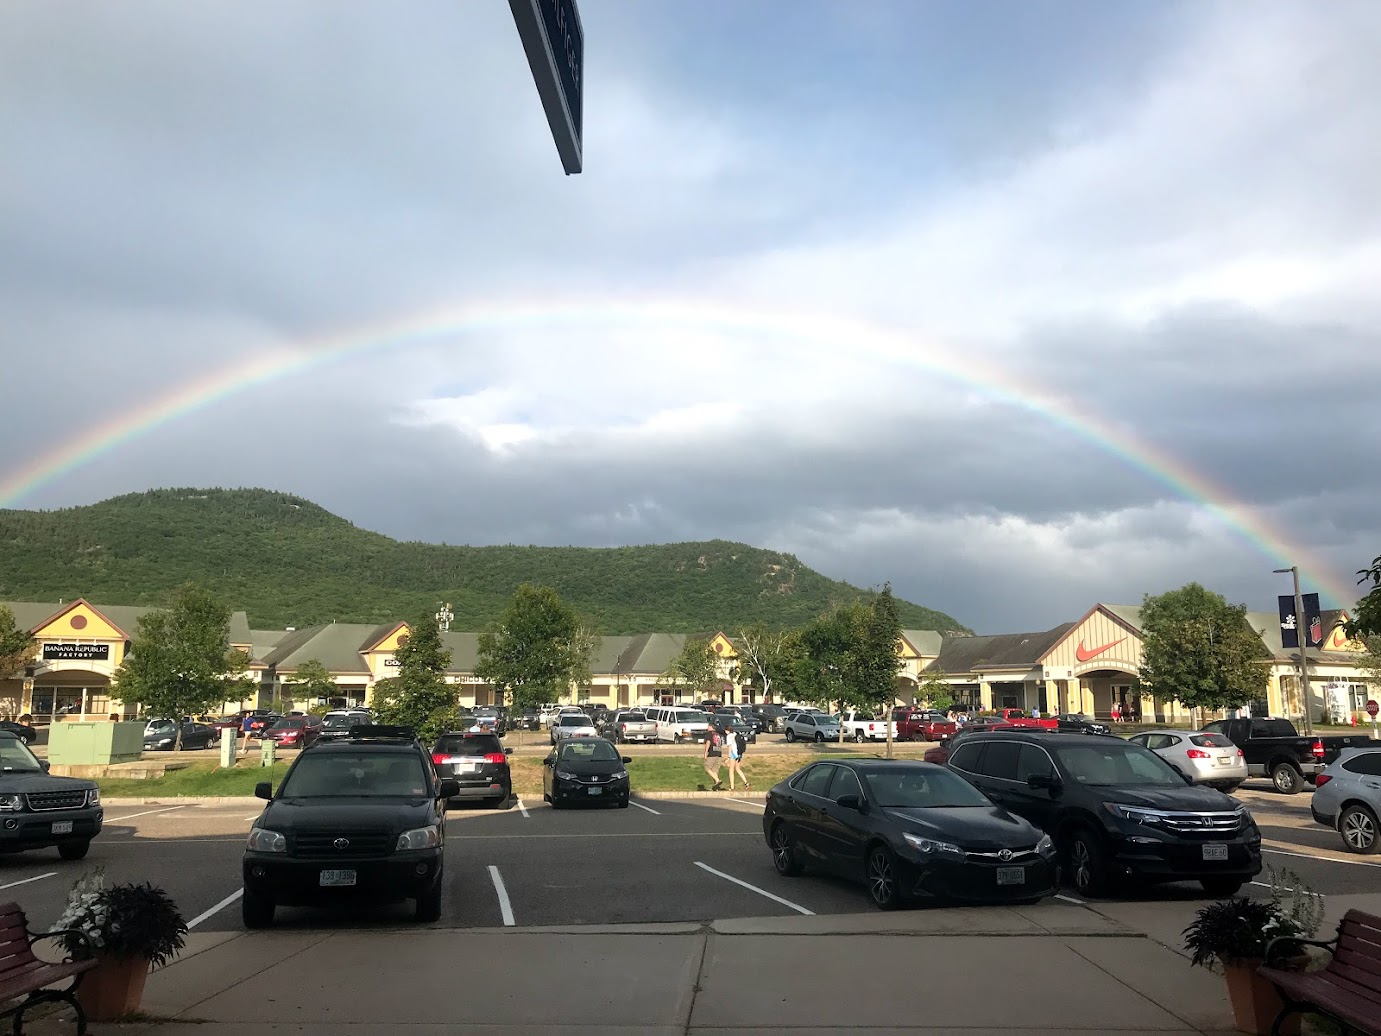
946,731,1261,897
242,725,459,927
430,732,512,808
0,731,102,859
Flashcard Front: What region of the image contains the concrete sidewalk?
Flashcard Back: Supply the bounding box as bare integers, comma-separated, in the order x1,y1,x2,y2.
67,902,1244,1034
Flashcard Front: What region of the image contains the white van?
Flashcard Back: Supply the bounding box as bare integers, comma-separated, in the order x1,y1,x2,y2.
654,707,712,744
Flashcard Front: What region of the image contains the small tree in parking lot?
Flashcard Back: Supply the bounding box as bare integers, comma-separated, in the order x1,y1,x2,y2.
285,659,337,709
663,637,722,703
474,584,595,718
372,614,456,743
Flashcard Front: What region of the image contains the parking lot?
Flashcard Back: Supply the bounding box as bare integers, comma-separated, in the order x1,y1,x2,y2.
3,779,1377,938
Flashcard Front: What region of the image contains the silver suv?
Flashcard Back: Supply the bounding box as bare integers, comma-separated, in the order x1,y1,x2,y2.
1311,746,1381,854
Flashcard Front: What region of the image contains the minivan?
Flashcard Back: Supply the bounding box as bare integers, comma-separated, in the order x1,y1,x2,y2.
654,708,712,744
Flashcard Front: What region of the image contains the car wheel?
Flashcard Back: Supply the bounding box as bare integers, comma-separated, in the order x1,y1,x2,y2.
770,821,803,877
814,732,824,743
784,729,796,743
1271,763,1304,795
1066,828,1112,898
1340,804,1380,854
58,840,90,861
1200,878,1243,897
853,731,865,743
867,845,904,910
242,890,275,929
415,880,443,923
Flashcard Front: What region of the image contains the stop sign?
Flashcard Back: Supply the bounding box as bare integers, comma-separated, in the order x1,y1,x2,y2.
1368,699,1380,718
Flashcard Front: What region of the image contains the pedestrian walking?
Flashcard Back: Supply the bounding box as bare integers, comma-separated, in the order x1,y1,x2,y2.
702,727,724,791
727,728,750,791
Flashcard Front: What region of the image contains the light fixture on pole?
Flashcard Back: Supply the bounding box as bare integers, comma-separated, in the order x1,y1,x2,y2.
435,602,454,633
1272,567,1313,736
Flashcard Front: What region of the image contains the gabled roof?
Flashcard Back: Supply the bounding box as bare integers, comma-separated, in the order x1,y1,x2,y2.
1101,604,1144,632
263,624,374,674
1247,608,1353,661
2,599,253,651
900,630,943,656
925,624,1076,675
359,621,409,653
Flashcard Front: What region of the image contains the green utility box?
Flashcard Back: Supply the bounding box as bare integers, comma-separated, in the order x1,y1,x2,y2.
46,722,145,765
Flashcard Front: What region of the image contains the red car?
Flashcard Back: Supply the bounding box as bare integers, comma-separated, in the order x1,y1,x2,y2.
988,709,1059,729
265,715,324,749
892,709,958,742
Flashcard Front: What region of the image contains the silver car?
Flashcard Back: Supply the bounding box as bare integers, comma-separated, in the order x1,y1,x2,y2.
1126,730,1247,791
1311,746,1381,854
783,712,842,743
550,713,599,744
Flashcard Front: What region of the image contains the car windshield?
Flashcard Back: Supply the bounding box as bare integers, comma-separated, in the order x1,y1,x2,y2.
678,711,709,724
146,720,176,733
1054,743,1184,786
435,735,502,756
560,741,620,763
0,738,44,773
864,767,991,808
323,714,359,729
279,751,431,798
271,718,304,729
559,715,591,726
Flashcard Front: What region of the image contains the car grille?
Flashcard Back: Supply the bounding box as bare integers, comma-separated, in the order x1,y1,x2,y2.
293,830,394,858
570,773,617,784
1157,811,1242,836
963,846,1041,862
25,791,87,812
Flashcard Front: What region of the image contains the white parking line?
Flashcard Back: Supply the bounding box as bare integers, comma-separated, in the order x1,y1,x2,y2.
628,801,661,815
0,872,57,891
694,861,815,915
108,805,186,822
720,797,763,809
516,798,530,818
244,815,261,822
1264,846,1381,869
1055,894,1086,905
187,888,243,929
488,865,515,926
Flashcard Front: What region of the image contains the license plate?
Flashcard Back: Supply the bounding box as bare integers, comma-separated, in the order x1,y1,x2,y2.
319,869,357,887
1202,844,1229,861
587,787,603,796
1216,757,1231,766
996,867,1025,886
51,821,73,835
456,761,478,772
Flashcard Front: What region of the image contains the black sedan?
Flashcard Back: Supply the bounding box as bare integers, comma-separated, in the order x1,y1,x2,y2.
1055,713,1111,735
430,732,512,808
0,721,37,745
763,760,1058,910
144,720,220,751
542,738,631,809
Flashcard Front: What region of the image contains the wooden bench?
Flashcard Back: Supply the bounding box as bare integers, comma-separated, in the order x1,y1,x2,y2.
0,901,97,1035
1259,908,1381,1036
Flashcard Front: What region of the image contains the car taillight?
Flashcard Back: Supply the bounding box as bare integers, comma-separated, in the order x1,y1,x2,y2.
432,753,447,765
484,752,506,764
1315,774,1332,787
1185,749,1211,759
1312,739,1325,759
1237,749,1244,757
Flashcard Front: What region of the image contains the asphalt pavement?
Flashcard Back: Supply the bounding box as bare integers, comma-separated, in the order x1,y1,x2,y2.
4,778,1378,941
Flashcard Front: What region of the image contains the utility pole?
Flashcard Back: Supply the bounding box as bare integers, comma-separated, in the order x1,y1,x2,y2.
1274,567,1313,735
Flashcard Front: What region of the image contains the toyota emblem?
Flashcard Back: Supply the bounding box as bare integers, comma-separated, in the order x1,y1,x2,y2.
333,837,350,850
998,849,1013,862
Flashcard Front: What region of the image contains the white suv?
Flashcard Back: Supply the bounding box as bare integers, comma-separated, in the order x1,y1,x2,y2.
1312,747,1381,854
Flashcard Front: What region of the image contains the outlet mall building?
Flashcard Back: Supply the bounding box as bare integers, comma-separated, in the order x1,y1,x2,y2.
1,597,1375,725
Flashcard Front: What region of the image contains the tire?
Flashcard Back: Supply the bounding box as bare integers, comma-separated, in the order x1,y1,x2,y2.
1200,878,1243,897
1271,763,1305,795
617,797,629,809
867,844,904,910
58,840,90,861
415,880,443,923
785,728,796,743
853,731,865,743
1340,804,1380,854
814,732,824,743
242,890,275,929
1066,828,1113,898
770,821,803,877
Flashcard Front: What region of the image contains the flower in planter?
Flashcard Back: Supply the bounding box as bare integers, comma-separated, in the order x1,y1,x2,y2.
1183,866,1324,972
51,868,188,968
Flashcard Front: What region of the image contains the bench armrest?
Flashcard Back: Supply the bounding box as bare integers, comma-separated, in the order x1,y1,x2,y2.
29,928,96,963
1263,934,1336,968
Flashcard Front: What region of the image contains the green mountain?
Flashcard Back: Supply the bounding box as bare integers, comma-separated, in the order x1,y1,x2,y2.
0,488,969,635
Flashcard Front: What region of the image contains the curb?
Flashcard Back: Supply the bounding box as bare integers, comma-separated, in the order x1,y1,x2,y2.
106,796,263,806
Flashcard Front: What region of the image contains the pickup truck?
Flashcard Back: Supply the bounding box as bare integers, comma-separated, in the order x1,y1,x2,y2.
987,708,1059,729
604,709,657,744
892,709,957,742
838,710,896,743
1202,717,1376,794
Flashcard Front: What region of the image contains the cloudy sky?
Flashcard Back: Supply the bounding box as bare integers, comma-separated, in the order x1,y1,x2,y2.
2,0,1377,633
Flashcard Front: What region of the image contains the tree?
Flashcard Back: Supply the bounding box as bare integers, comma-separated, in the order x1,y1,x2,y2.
663,637,723,703
730,624,804,703
474,584,595,715
112,584,248,750
916,670,954,711
1138,583,1269,723
372,613,455,743
0,606,33,682
1344,555,1381,641
286,659,336,707
854,585,906,758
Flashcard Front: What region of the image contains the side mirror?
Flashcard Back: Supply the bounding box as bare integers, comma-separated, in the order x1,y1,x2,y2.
543,755,555,766
39,760,51,773
836,794,867,812
503,747,512,755
255,781,273,800
622,756,633,764
438,779,460,799
1181,771,1194,785
1026,773,1062,793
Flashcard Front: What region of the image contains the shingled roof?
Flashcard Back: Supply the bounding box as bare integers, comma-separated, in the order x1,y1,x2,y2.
925,624,1076,675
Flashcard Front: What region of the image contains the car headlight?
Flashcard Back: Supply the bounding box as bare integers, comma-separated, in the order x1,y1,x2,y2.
903,832,963,856
556,769,580,781
0,794,22,812
1036,833,1055,856
158,738,173,745
86,789,101,806
611,770,628,780
1104,802,1168,825
246,828,287,853
396,825,441,851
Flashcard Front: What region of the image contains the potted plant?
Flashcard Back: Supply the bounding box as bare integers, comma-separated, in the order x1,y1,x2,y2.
1182,867,1323,1035
51,868,189,1022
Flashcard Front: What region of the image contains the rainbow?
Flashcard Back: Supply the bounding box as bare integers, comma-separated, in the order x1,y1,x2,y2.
0,297,1356,606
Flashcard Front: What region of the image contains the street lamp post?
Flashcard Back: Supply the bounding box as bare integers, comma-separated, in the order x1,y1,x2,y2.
1273,567,1313,735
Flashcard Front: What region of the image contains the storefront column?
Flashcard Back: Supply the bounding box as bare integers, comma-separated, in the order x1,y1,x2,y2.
978,681,993,710
1044,680,1060,714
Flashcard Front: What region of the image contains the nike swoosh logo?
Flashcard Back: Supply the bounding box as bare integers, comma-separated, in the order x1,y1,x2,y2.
1076,637,1127,663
